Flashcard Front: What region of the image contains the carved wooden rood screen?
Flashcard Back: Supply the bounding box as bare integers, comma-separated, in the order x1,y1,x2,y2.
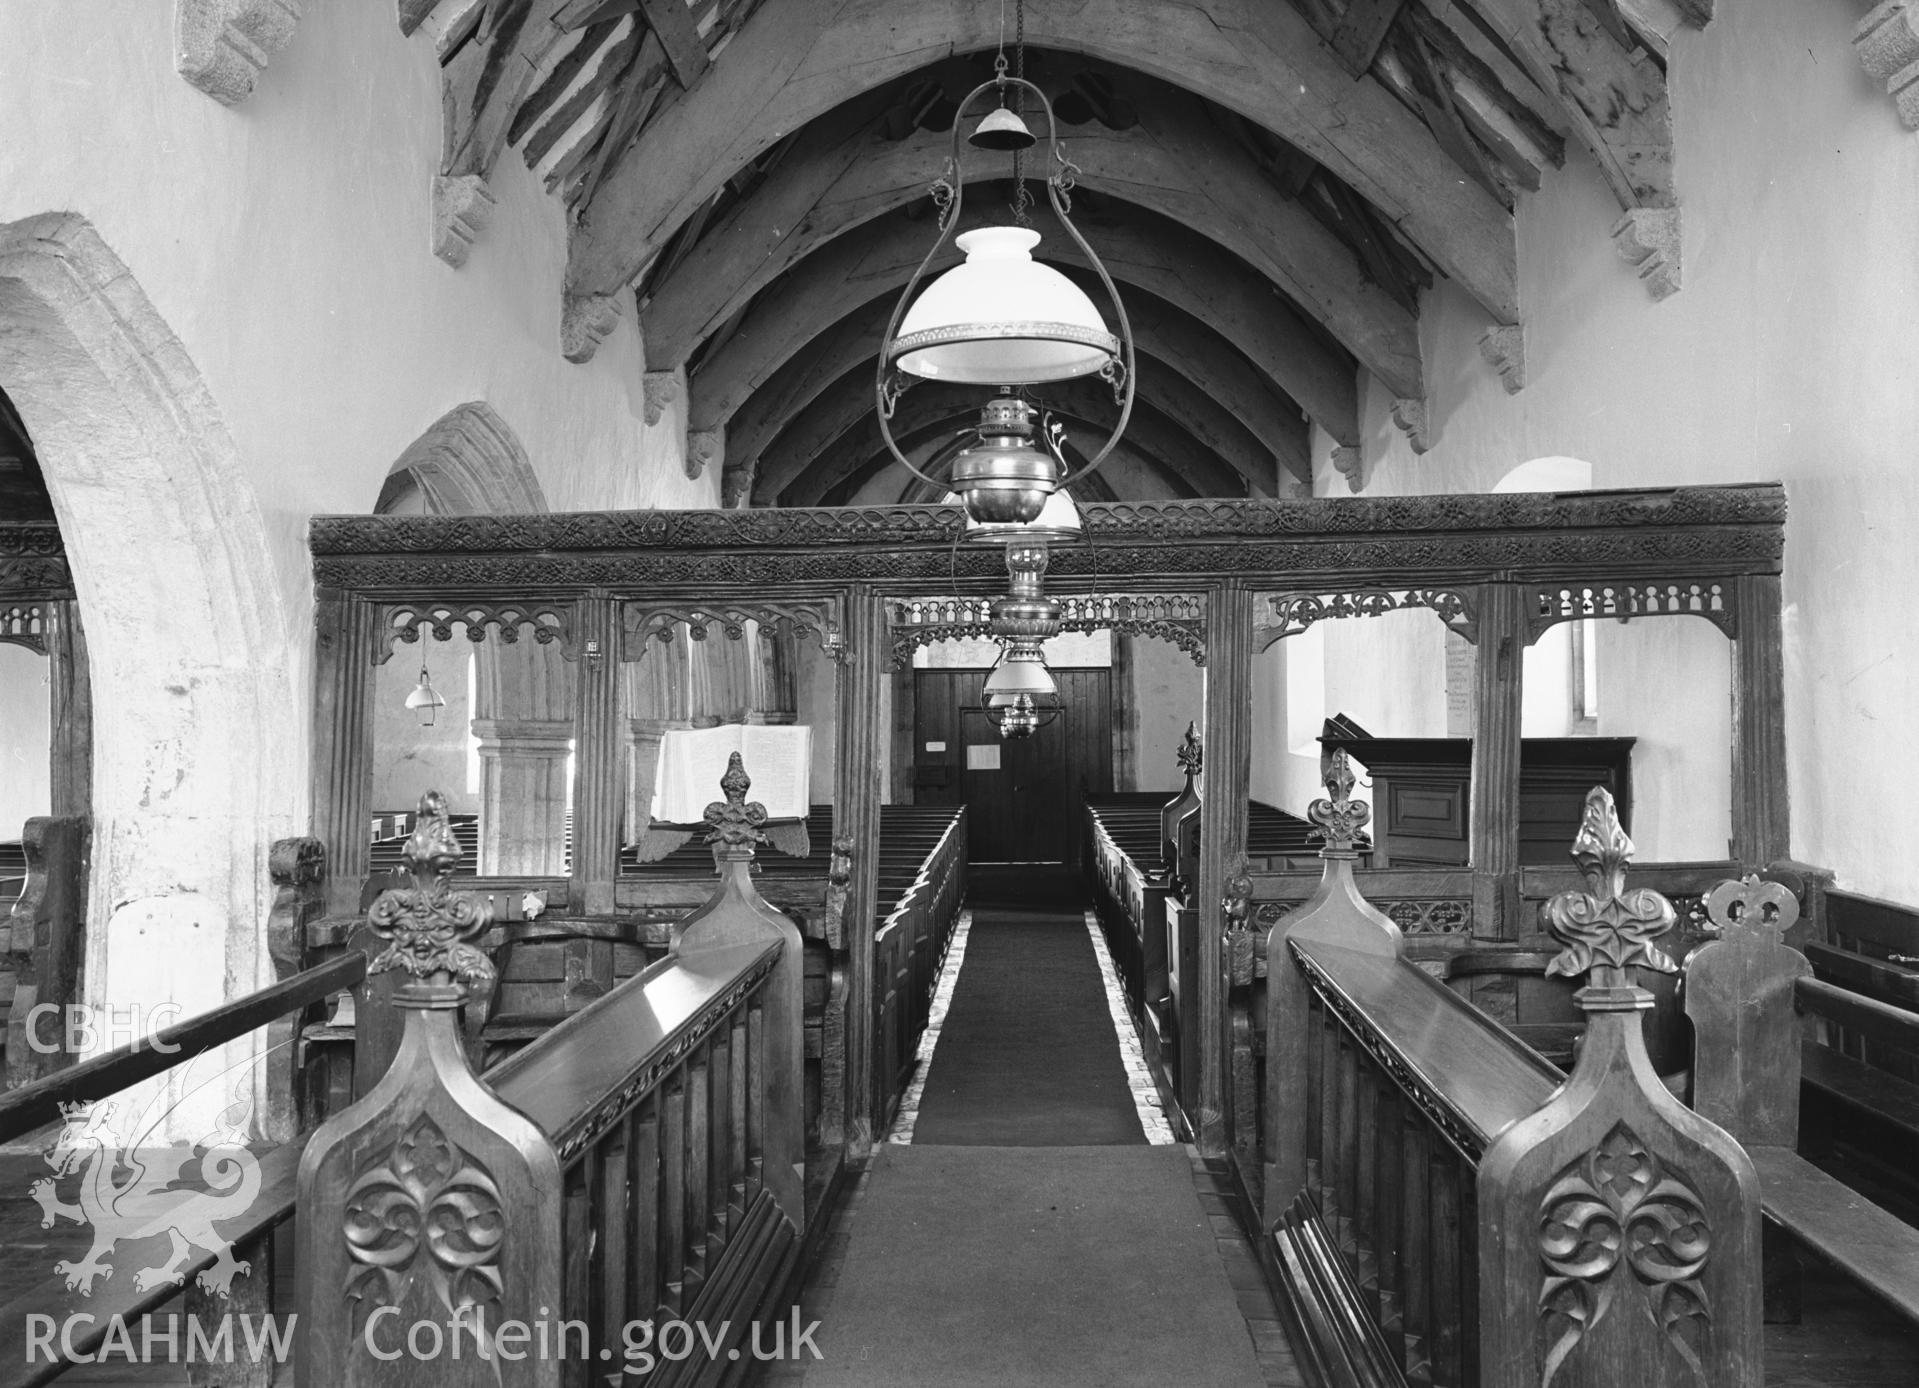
305,488,1787,1383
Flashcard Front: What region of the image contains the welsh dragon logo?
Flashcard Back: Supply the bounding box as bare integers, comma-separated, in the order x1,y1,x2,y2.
30,1099,261,1297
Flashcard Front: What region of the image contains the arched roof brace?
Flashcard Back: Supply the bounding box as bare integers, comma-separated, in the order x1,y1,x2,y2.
641,76,1423,396
689,201,1360,447
565,0,1517,330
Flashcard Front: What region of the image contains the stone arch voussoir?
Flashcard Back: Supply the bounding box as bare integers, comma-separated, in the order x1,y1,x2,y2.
0,212,299,1132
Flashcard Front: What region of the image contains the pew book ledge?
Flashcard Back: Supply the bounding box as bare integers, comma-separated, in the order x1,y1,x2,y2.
1748,1144,1919,1325
484,937,783,1149
1799,1043,1919,1138
1290,939,1561,1151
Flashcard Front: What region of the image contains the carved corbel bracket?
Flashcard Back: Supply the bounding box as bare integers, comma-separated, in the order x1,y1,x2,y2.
1329,444,1365,494
643,370,683,427
1390,399,1431,455
431,174,496,268
687,426,724,482
175,0,301,106
1478,325,1526,394
721,459,757,509
1612,207,1682,301
397,0,436,35
1856,0,1919,127
561,292,623,363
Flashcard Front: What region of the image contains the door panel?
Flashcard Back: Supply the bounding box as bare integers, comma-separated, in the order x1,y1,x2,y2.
914,667,1112,865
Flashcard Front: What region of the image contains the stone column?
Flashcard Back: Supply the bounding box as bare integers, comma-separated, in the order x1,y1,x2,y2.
622,632,694,834
1198,582,1253,1158
1730,573,1788,865
472,717,573,875
475,631,577,883
1470,583,1525,937
747,623,800,725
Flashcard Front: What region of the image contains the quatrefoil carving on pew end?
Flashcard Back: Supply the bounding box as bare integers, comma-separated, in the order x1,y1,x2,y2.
1474,788,1762,1388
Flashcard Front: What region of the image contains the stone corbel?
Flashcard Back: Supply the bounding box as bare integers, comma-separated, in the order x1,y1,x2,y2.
175,0,302,106
1391,399,1432,455
1856,0,1919,128
562,292,623,364
687,427,724,482
644,371,683,426
1612,208,1682,301
721,459,757,509
432,174,496,268
1478,325,1526,395
398,0,438,35
1330,444,1366,494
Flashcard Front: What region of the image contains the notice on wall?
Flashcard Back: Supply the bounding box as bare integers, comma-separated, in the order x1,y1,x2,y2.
966,744,1001,771
925,740,947,753
1444,629,1475,738
653,724,812,821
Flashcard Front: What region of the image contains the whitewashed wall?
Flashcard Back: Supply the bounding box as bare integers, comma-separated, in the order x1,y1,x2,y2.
1273,0,1917,888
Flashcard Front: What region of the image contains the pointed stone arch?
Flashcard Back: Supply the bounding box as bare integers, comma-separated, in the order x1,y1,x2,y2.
378,401,550,516
0,212,298,1109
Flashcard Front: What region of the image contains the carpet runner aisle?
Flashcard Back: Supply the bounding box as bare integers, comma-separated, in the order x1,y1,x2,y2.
767,893,1291,1388
895,907,1166,1147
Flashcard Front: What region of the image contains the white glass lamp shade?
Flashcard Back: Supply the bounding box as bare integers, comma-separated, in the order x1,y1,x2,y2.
893,227,1118,384
983,650,1058,700
942,486,1082,544
405,668,447,727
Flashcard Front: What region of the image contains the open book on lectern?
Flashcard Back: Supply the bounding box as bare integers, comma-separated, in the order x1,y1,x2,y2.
634,723,813,861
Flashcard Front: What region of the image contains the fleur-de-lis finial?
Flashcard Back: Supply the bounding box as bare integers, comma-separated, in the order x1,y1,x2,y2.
1308,748,1371,853
1175,721,1203,779
1541,786,1677,984
365,791,495,1000
704,752,769,856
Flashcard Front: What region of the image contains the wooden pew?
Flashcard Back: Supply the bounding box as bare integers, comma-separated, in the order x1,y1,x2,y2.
0,856,364,1384
0,840,24,905
3,816,87,1091
1086,786,1315,1134
1686,875,1919,1327
1785,881,1919,1199
1261,764,1763,1387
298,766,809,1387
872,806,967,1127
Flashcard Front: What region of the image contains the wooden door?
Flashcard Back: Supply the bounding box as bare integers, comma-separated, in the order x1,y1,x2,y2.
913,667,1112,865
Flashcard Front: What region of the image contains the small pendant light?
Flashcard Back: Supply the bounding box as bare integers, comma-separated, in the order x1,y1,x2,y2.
405,662,447,726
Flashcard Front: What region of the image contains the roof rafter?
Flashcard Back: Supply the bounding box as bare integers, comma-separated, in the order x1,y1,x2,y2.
565,0,1517,335
689,199,1361,447
641,72,1424,396
753,350,1275,506
1461,0,1673,210
722,283,1310,504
